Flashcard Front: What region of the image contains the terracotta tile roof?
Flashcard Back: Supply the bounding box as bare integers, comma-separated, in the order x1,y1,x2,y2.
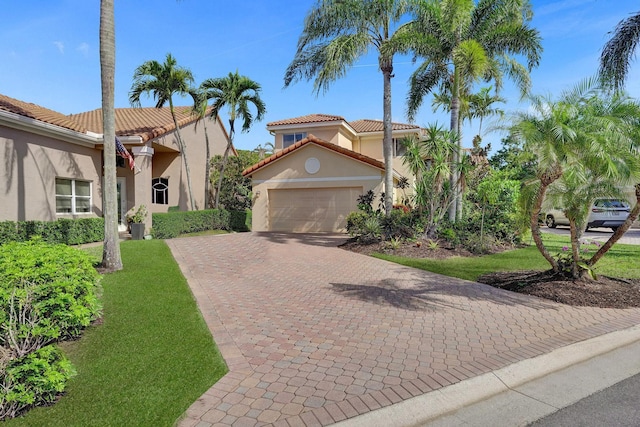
350,119,420,133
242,134,385,176
0,93,87,133
70,106,199,142
266,114,419,134
266,114,346,127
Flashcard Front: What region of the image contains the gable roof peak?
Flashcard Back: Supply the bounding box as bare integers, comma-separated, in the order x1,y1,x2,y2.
242,133,386,176
266,113,347,127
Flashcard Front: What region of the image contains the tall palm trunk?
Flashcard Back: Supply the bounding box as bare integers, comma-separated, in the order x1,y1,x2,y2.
169,98,195,210
100,0,122,271
215,120,234,209
381,56,394,216
448,66,461,221
203,119,212,208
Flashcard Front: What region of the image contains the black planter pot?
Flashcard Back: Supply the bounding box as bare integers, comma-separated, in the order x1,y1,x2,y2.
130,223,145,240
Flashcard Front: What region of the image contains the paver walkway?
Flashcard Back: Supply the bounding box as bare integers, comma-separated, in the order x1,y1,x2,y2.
167,233,640,427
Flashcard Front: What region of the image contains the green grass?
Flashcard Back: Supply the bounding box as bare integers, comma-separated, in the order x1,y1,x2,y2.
376,234,640,281
7,240,228,427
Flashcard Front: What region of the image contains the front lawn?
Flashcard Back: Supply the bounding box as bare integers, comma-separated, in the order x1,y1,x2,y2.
375,234,640,281
6,240,227,427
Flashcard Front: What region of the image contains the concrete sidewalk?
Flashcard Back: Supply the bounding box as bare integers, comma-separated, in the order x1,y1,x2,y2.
168,233,640,427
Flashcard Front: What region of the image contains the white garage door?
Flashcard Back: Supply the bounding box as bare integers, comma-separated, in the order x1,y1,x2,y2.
269,187,362,232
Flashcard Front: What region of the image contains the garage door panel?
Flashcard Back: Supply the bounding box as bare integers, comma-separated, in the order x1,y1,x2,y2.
269,187,362,232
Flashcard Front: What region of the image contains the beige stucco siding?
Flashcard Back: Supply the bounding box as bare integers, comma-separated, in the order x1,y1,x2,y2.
250,143,385,232
0,125,102,222
274,126,354,151
140,117,228,214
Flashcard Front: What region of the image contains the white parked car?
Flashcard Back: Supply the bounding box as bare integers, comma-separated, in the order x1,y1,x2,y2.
545,198,631,232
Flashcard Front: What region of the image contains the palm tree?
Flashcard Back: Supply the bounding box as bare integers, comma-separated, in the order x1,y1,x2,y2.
406,0,542,221
200,71,266,209
509,95,578,271
513,79,640,276
129,53,197,210
99,0,122,271
189,86,214,208
599,10,640,90
468,86,505,138
284,0,415,216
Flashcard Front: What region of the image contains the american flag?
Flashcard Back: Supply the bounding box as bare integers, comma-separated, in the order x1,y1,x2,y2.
115,136,135,171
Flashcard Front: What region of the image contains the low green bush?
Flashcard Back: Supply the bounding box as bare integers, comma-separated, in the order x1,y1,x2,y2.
0,218,104,246
229,210,251,232
0,240,100,421
346,211,382,243
0,222,19,245
380,208,416,240
152,209,231,239
0,345,75,420
0,240,102,350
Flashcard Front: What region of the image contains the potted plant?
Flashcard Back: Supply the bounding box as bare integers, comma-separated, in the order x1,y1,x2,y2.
126,205,147,240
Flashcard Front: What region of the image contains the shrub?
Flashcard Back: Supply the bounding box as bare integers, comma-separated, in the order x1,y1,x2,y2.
346,211,381,243
0,344,75,420
0,239,102,350
0,222,19,244
229,210,251,232
152,209,231,239
380,208,416,240
0,218,104,246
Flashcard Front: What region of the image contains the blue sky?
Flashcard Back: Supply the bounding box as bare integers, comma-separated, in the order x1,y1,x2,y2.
1,0,639,152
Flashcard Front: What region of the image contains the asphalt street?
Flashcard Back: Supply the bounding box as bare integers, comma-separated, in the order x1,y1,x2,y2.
530,373,640,427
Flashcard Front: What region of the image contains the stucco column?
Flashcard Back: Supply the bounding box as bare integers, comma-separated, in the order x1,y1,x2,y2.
131,145,154,232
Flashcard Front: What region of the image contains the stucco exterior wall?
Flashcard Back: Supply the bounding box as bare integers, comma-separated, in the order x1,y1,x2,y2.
274,125,354,151
0,125,102,222
250,144,385,232
143,117,229,213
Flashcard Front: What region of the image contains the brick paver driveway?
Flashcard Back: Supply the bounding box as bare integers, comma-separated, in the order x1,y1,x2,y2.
167,233,640,427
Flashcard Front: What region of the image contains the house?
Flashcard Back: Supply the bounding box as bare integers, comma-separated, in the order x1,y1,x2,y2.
0,93,231,231
243,114,422,233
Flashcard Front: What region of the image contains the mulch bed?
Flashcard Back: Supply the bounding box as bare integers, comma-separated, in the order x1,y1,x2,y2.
340,238,640,309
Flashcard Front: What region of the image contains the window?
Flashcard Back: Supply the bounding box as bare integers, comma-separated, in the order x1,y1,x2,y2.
116,156,125,168
55,178,92,214
393,138,407,157
283,132,307,149
152,177,169,205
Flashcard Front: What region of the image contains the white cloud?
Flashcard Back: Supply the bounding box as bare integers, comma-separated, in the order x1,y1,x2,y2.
53,41,64,54
76,42,89,57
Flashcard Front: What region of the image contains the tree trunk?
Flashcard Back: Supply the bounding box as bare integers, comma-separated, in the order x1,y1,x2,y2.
203,119,212,208
568,218,581,279
215,120,234,209
169,99,195,210
381,57,394,216
448,66,460,222
99,0,122,271
589,183,640,266
531,182,559,271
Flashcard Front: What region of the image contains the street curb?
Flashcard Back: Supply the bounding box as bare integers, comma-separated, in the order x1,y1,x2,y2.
334,324,640,427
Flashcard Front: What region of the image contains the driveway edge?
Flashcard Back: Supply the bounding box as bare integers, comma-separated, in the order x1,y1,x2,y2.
334,324,640,427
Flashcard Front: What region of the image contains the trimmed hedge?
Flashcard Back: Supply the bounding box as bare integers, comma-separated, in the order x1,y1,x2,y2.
151,209,231,239
151,209,252,239
0,218,104,246
229,210,252,232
